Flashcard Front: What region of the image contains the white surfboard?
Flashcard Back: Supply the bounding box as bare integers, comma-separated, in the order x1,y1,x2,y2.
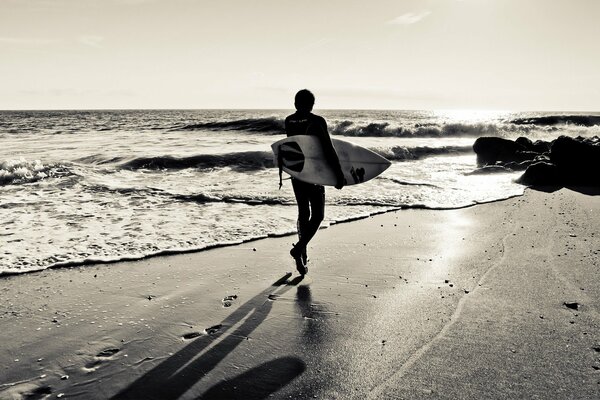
272,135,391,186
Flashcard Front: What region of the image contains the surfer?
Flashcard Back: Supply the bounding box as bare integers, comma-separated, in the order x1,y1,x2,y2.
285,89,345,275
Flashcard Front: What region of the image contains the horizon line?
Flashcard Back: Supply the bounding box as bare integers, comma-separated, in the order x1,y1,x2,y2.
1,107,599,113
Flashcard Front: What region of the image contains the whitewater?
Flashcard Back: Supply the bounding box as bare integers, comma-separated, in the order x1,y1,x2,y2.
1,109,599,275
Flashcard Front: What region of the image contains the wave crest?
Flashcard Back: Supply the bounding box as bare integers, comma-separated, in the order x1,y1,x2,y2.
116,144,471,172
120,151,275,171
170,117,512,138
372,145,472,161
163,114,600,138
172,117,284,133
331,121,505,137
510,115,600,127
0,158,69,186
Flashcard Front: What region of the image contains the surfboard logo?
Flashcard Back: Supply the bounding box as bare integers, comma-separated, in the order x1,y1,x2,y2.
279,142,305,172
350,166,365,184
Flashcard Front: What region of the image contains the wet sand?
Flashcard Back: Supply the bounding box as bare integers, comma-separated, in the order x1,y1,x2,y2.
1,188,599,399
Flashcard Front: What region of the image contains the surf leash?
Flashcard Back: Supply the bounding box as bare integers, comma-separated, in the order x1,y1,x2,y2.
278,145,283,190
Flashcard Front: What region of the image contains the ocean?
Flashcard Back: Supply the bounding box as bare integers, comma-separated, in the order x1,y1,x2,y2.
1,109,599,275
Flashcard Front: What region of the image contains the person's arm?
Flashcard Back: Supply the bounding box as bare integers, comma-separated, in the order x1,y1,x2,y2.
315,118,345,189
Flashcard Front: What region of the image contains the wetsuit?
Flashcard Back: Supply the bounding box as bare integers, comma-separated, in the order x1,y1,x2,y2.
284,112,344,254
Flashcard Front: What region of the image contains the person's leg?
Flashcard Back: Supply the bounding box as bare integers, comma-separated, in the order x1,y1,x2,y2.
291,178,310,244
294,184,325,250
300,185,325,248
291,179,311,274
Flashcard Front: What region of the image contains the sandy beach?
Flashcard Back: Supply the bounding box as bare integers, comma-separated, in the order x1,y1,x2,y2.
1,188,599,399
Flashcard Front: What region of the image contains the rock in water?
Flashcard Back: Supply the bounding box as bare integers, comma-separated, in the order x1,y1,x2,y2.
473,137,526,166
550,136,600,186
516,162,561,186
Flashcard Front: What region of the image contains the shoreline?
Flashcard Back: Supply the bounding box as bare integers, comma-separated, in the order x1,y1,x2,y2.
1,192,525,278
1,188,598,399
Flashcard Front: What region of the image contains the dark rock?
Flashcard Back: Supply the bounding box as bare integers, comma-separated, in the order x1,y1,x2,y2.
516,162,561,186
516,137,551,153
516,135,600,187
473,137,526,166
504,159,538,171
515,150,543,162
515,136,534,149
471,134,600,187
550,136,600,185
532,140,552,153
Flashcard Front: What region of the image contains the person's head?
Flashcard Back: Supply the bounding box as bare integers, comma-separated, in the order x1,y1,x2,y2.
294,89,315,113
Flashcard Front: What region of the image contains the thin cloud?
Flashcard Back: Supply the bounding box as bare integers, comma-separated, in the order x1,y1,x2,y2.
78,35,104,48
387,11,432,25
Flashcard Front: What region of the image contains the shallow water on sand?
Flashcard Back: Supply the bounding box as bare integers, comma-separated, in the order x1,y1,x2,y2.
1,109,598,274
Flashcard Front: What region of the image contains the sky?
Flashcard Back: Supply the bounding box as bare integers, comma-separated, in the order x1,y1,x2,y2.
1,0,599,110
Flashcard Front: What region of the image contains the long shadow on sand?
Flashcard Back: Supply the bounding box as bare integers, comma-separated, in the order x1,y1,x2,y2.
113,273,305,400
197,356,306,400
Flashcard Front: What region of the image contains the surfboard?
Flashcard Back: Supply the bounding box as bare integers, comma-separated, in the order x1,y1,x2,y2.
272,135,391,186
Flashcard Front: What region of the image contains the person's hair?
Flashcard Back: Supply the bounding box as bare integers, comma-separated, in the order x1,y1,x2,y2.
294,89,315,112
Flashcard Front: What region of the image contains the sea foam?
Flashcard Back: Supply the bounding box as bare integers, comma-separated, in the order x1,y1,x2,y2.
0,158,53,185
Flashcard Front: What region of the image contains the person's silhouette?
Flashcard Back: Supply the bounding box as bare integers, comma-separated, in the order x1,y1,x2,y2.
285,89,344,275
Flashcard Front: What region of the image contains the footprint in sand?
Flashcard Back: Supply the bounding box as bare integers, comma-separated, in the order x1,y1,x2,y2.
564,301,581,310
0,383,52,400
83,348,121,372
182,331,202,340
85,359,102,371
204,324,223,335
222,294,238,308
182,324,223,340
96,348,120,358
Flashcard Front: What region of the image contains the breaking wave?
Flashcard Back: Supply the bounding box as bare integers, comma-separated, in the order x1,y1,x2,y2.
117,144,474,173
172,117,284,133
120,151,275,171
166,114,600,138
374,145,473,161
330,121,508,137
172,117,510,138
117,145,473,173
0,158,71,186
510,115,600,127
